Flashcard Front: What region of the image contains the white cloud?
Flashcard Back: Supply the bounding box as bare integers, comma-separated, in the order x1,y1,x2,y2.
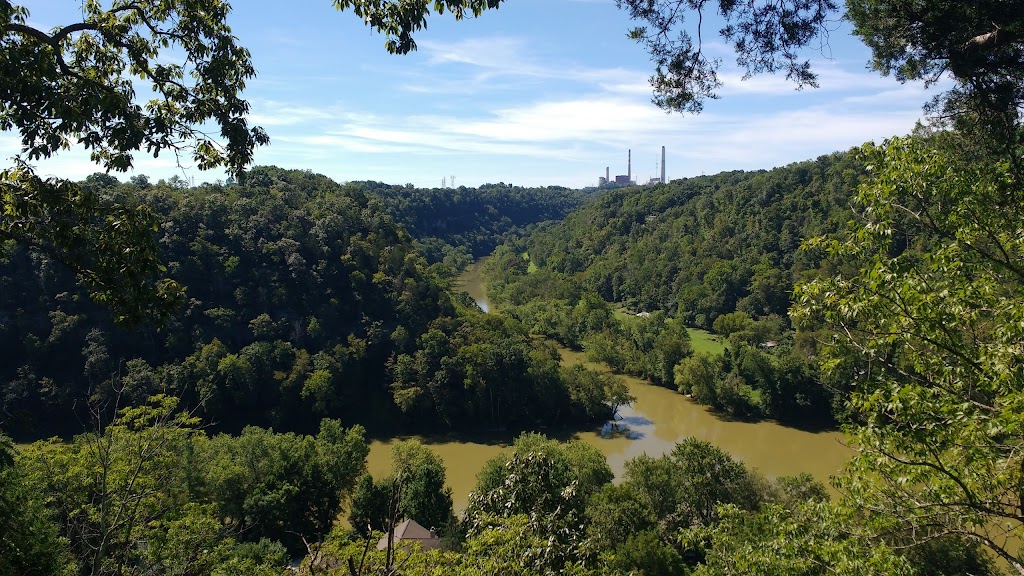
248,101,338,126
249,74,928,186
407,36,645,96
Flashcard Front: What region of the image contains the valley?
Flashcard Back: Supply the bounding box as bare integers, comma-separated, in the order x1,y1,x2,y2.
368,260,850,511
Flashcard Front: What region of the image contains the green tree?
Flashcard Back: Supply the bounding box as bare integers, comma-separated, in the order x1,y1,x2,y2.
348,440,454,535
201,420,369,554
623,438,761,538
348,473,390,536
675,352,725,402
389,441,454,532
19,395,198,576
616,0,837,113
711,311,754,338
331,0,506,55
562,364,634,419
690,501,912,576
139,504,287,576
0,435,75,576
607,529,686,576
586,483,657,553
591,439,766,572
1,0,268,322
795,136,1024,570
846,0,1024,134
473,433,613,508
616,0,1024,124
466,449,595,574
461,513,581,576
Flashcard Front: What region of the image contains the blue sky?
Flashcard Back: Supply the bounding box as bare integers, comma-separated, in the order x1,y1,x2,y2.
9,1,946,188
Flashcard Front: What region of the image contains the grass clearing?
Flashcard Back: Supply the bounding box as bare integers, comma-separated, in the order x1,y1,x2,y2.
688,328,726,356
612,306,642,326
612,307,724,356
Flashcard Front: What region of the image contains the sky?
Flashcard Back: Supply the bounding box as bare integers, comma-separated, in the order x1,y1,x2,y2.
8,0,948,189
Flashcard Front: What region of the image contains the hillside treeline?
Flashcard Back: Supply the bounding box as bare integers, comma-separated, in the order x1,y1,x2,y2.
0,167,620,438
521,151,865,328
354,180,589,269
481,152,866,427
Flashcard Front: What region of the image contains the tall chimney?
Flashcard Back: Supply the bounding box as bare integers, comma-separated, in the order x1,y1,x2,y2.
661,146,666,184
606,166,609,182
628,149,631,182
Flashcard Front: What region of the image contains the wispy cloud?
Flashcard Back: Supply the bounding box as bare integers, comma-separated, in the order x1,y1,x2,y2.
248,101,339,126
404,36,643,95
252,73,928,184
4,6,941,190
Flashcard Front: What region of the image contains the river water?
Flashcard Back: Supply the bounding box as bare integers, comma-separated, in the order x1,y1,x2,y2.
367,259,850,511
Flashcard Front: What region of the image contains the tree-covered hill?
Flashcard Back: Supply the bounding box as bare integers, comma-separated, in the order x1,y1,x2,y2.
0,167,620,438
356,180,591,268
480,151,868,427
520,150,866,329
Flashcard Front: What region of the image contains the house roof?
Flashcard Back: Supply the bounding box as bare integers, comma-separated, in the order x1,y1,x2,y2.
375,519,440,551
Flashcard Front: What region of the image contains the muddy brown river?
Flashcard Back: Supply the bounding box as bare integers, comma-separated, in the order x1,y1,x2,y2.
368,259,850,511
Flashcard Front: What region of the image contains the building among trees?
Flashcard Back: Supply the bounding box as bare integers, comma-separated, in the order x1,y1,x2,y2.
375,519,441,552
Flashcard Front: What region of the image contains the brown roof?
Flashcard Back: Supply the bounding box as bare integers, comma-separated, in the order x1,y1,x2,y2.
376,519,440,551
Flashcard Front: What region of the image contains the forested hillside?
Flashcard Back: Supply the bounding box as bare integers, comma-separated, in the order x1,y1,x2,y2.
0,167,621,438
4,0,1024,572
481,151,865,426
521,151,865,329
357,180,589,269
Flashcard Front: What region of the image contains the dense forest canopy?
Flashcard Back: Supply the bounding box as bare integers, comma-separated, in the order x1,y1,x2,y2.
515,151,864,327
0,167,622,438
3,0,1024,573
352,180,590,269
480,152,861,428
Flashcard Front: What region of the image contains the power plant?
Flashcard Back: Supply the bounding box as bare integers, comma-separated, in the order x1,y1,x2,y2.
598,147,666,188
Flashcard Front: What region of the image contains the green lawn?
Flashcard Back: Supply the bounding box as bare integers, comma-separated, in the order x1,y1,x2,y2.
612,305,641,325
614,306,726,356
688,328,726,356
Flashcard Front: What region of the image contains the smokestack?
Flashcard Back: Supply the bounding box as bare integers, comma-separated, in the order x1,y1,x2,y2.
661,146,666,184
628,149,631,182
606,166,609,182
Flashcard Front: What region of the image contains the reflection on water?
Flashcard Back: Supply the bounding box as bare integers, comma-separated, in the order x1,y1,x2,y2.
367,259,851,512
600,421,643,440
615,415,653,428
452,259,489,313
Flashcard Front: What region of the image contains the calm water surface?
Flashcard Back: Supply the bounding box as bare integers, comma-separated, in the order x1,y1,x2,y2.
368,259,850,511
452,259,489,312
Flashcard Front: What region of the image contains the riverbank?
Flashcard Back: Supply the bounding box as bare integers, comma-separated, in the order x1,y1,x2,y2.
367,260,851,511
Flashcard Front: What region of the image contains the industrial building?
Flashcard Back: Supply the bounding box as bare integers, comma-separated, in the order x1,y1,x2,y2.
599,147,666,188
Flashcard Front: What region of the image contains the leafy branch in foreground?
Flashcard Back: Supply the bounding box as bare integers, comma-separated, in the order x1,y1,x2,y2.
794,135,1024,572
0,0,266,174
0,0,267,323
331,0,505,55
616,0,837,113
1,164,184,325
